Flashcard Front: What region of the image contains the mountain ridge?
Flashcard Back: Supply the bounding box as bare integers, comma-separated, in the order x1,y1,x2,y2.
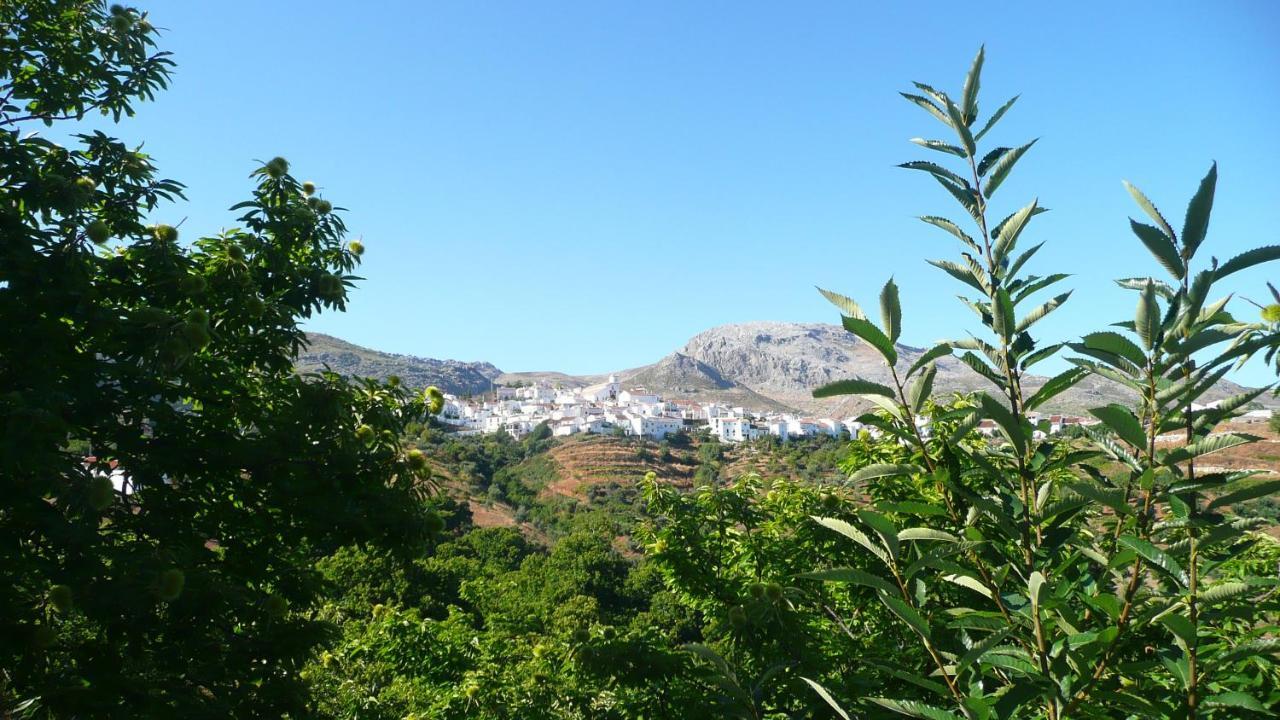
297,334,502,396
298,322,1263,415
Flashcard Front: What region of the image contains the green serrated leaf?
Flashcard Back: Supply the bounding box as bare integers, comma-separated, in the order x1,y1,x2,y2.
1163,433,1257,465
910,137,967,157
1203,692,1268,713
1070,343,1144,377
908,363,936,413
959,351,1007,390
1005,242,1045,281
919,215,978,250
1080,331,1147,367
1118,535,1189,586
869,697,961,720
1020,341,1064,369
850,463,921,483
948,574,997,602
1123,180,1177,241
900,93,951,125
899,527,959,543
1221,639,1280,664
1081,424,1143,470
1214,245,1280,281
1066,481,1132,515
842,315,898,365
859,509,901,560
1069,357,1144,395
977,146,1011,177
909,343,953,377
879,593,931,640
1207,479,1280,510
1130,219,1184,279
992,198,1039,262
813,516,891,566
1015,291,1071,334
881,277,902,343
927,258,987,293
1159,612,1195,650
991,203,1048,245
1025,367,1088,411
933,175,982,225
801,678,852,720
817,286,867,320
1011,272,1069,305
1136,280,1161,350
911,82,950,107
1028,571,1046,612
974,94,1018,143
1089,403,1148,450
1181,161,1216,261
956,627,1012,676
799,567,898,595
979,393,1025,453
1116,276,1177,299
961,45,983,125
684,643,734,677
1198,581,1251,606
812,377,897,399
992,288,1016,341
944,100,975,158
946,411,981,445
899,161,968,187
983,139,1037,199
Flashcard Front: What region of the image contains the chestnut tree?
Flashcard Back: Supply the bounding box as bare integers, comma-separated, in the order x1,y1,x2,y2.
1,2,438,716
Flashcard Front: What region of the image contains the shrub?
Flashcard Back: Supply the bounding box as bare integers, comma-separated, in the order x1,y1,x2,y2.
0,4,437,716
802,47,1280,718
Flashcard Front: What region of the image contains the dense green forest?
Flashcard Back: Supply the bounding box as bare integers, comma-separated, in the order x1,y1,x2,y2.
4,3,1280,719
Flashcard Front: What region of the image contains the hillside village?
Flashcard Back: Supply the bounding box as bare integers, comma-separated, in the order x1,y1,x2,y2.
435,375,1120,443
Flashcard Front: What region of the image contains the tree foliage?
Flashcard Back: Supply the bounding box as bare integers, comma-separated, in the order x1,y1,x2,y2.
306,511,715,720
1,3,438,716
4,6,1279,719
805,47,1280,719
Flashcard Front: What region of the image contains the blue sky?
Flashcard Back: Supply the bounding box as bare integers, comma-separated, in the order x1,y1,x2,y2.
114,1,1280,382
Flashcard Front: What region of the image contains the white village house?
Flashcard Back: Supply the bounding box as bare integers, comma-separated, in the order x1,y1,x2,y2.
435,377,1103,444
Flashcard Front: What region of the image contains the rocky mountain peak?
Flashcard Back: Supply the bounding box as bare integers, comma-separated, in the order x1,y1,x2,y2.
301,322,1258,416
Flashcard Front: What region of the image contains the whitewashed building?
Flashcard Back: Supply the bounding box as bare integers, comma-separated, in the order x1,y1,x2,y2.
630,415,684,440
580,374,621,403
619,389,660,405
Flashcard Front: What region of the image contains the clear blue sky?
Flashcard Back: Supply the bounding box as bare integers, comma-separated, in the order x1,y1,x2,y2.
115,1,1280,383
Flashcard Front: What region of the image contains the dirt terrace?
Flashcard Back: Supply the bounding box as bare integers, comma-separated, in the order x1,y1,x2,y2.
539,436,697,500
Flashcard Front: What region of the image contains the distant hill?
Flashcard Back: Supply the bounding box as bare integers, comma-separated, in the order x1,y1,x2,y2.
495,370,602,387
479,349,791,411
671,321,1259,416
297,334,502,396
299,323,1264,415
619,352,792,411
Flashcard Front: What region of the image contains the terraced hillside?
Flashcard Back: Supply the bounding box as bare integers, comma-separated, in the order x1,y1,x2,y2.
427,424,1280,547
720,439,848,483
467,433,851,505
537,435,698,499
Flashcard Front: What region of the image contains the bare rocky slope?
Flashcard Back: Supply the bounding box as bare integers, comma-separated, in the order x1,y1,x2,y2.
619,352,792,411
297,334,501,396
672,321,1256,415
300,322,1261,415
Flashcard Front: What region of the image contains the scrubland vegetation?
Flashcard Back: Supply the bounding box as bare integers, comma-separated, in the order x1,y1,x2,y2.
4,4,1280,718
